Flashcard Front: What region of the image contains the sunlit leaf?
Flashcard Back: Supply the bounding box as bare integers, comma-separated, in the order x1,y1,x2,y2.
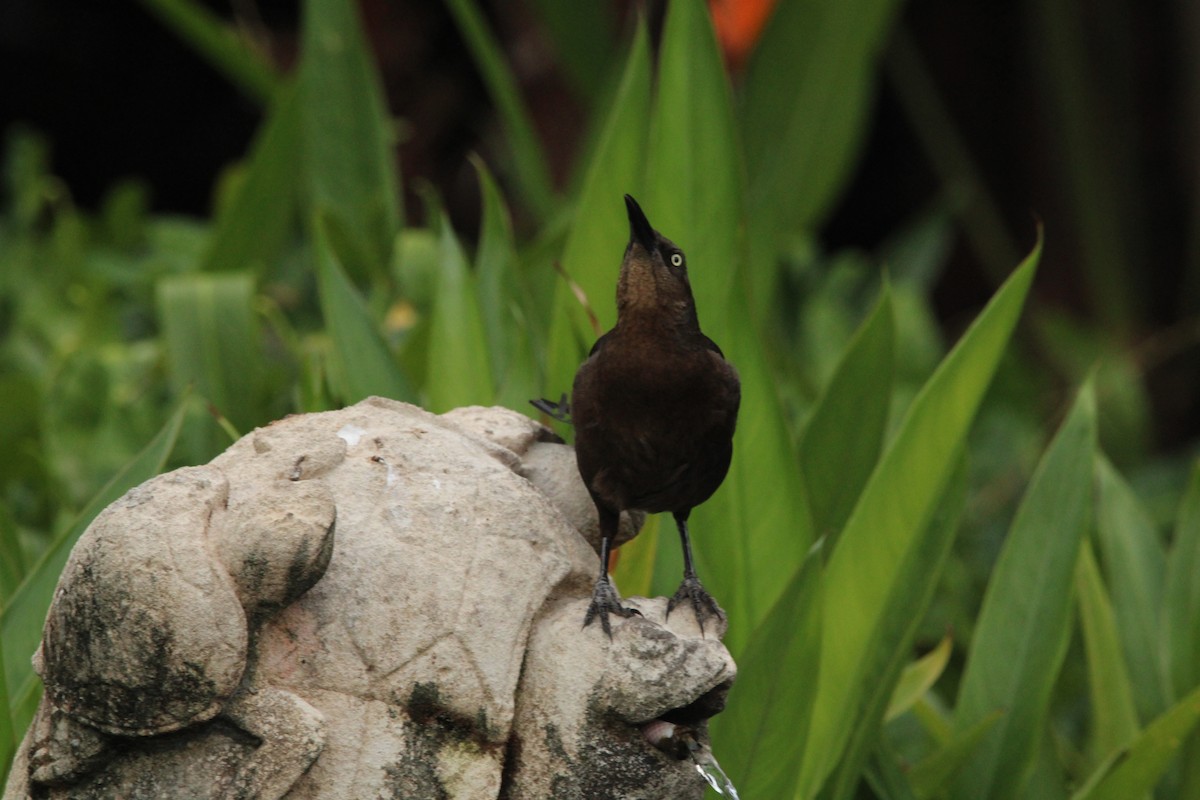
799,241,1039,796
425,223,494,412
885,634,952,723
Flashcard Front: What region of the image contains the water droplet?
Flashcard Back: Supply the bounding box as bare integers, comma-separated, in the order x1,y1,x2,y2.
691,744,740,799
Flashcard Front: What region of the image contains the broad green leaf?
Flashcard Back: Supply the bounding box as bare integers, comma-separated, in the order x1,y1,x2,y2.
800,286,894,542
425,223,493,412
908,711,1003,799
1094,456,1170,720
885,635,952,723
1075,541,1140,770
1020,724,1071,800
798,241,1039,796
442,0,555,218
1070,683,1200,800
949,382,1097,800
1,397,187,739
136,0,280,103
200,82,301,274
1163,463,1200,698
644,0,740,332
314,217,414,404
740,0,904,309
712,550,822,799
299,0,401,279
822,454,968,800
545,19,650,394
865,742,919,800
157,271,270,436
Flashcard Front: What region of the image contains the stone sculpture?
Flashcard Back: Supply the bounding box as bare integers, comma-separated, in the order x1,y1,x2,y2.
3,399,736,799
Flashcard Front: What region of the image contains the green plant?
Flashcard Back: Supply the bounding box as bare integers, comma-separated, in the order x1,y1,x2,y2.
2,0,1198,797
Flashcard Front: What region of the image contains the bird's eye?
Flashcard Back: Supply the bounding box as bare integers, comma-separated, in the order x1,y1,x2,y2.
670,253,684,267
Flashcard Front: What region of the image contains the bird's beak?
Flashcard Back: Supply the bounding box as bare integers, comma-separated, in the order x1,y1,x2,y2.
624,194,657,254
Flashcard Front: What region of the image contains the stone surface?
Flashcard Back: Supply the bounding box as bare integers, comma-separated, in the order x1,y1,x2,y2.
4,399,735,800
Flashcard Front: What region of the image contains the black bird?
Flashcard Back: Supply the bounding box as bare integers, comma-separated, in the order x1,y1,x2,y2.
540,195,740,636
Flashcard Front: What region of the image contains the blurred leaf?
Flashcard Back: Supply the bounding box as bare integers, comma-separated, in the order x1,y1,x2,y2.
1094,456,1170,721
546,18,650,394
425,222,493,412
200,82,300,274
314,216,414,404
800,285,894,542
442,0,555,218
713,550,822,799
611,515,660,599
0,508,24,604
798,242,1038,795
299,0,401,279
157,271,270,435
950,382,1097,800
1075,541,1140,771
644,0,740,329
1,397,187,740
1163,463,1200,698
908,710,1003,799
136,0,280,103
865,742,920,800
472,156,538,407
1070,683,1200,800
526,0,615,100
740,0,904,308
885,634,952,723
0,629,11,788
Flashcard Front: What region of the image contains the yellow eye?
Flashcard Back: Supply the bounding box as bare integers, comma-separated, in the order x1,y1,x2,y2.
670,253,684,267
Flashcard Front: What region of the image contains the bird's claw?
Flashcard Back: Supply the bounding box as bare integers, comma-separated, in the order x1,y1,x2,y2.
666,576,725,635
583,577,639,638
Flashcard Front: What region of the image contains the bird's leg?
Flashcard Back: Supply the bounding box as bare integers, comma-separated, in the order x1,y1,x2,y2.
666,511,725,634
582,504,637,637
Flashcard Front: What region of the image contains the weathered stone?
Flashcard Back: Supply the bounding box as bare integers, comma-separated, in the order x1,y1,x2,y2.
4,399,735,800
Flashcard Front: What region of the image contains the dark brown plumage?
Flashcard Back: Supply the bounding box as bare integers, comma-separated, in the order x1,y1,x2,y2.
561,195,740,636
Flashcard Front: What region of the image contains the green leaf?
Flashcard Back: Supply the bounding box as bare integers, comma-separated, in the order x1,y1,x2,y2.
1075,540,1140,771
314,216,414,404
821,453,968,800
908,711,1003,799
644,0,740,332
712,550,822,799
741,0,903,234
798,240,1039,795
885,634,952,723
136,0,280,103
524,0,615,100
1094,456,1170,720
545,18,651,394
442,0,555,218
1163,463,1200,699
949,381,1097,800
0,507,24,604
1070,683,1200,800
157,271,271,435
200,82,301,274
299,0,401,278
425,222,494,412
1,397,187,740
800,285,894,542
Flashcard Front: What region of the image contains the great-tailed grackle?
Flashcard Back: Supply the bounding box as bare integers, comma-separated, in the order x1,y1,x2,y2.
538,195,740,637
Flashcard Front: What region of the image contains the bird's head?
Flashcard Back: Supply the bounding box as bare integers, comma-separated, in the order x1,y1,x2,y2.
616,195,697,324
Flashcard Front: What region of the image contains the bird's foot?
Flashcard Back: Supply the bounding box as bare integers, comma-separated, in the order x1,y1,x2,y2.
583,577,639,638
667,576,726,635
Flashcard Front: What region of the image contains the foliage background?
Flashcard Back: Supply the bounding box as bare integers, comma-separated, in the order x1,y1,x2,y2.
2,0,1200,797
